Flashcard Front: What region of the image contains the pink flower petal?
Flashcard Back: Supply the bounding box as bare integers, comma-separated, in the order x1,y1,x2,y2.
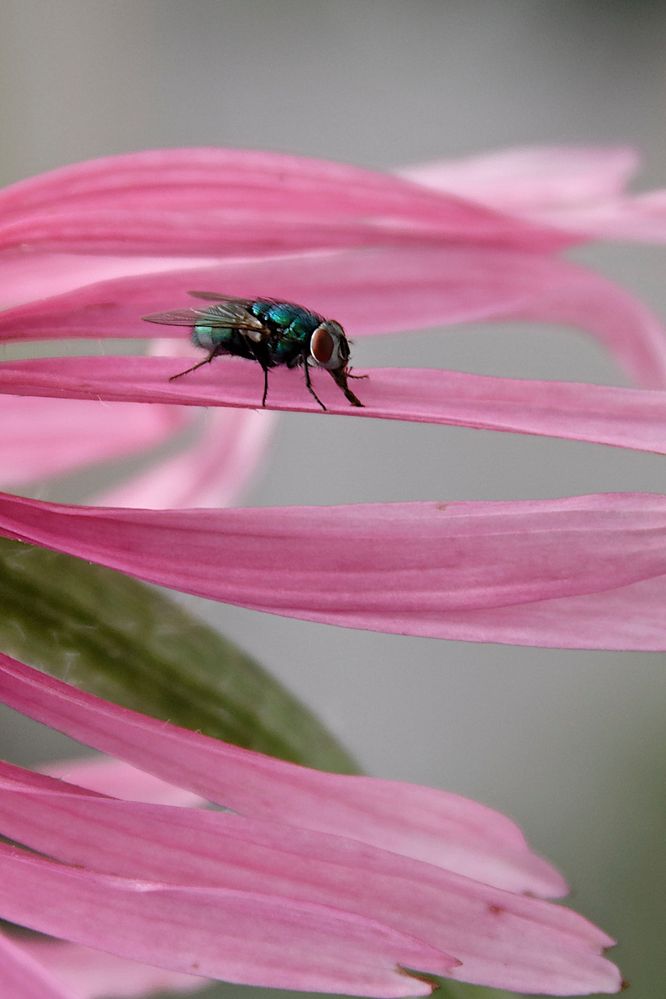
94,409,269,508
2,245,664,387
0,760,620,995
0,395,190,488
0,653,566,897
0,330,271,507
92,337,274,509
42,757,207,807
0,492,663,650
0,355,664,454
95,402,274,509
0,842,455,997
0,148,568,256
0,252,209,310
0,932,73,999
18,940,204,999
525,191,666,244
402,146,640,211
403,146,666,244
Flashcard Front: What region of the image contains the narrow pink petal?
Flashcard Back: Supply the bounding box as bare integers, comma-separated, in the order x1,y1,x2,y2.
95,407,274,508
0,654,566,897
402,146,640,211
0,395,190,488
18,940,204,999
2,245,664,387
524,190,666,243
0,252,209,310
0,843,455,997
0,933,74,999
91,331,275,510
1,208,432,258
0,491,664,650
403,147,666,244
0,762,620,995
0,343,270,508
89,336,274,509
0,355,664,454
506,266,666,387
0,148,568,255
42,757,207,807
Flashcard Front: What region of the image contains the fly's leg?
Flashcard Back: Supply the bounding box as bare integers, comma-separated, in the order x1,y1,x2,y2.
168,347,222,382
243,340,272,408
329,368,364,407
341,384,364,407
260,363,270,408
303,358,327,411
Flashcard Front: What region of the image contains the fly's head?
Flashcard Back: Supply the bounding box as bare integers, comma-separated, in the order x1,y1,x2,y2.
309,320,351,373
310,320,363,408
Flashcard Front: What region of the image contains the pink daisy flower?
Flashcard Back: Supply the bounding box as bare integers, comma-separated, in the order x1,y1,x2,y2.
1,144,664,996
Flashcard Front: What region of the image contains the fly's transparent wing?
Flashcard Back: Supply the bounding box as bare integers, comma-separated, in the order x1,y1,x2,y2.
143,301,265,332
143,309,213,326
192,299,266,331
187,290,251,303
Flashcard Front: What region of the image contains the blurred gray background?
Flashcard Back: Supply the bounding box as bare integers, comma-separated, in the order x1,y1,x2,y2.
0,2,664,998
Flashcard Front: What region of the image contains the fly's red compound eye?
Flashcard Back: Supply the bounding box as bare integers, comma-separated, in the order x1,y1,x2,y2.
310,321,348,370
311,326,335,366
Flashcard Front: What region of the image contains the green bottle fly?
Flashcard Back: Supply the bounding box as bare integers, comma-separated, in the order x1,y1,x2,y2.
143,292,364,411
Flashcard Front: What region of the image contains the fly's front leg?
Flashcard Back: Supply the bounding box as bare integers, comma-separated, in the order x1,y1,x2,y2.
303,358,327,411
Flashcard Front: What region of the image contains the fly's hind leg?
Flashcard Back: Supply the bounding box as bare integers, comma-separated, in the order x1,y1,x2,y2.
169,347,223,382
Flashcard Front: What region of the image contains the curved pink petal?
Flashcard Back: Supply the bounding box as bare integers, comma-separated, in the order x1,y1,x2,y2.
43,757,207,807
0,395,190,488
95,406,274,508
94,342,275,509
403,147,666,244
0,252,209,310
0,761,620,995
2,246,664,388
0,355,664,454
0,334,271,507
0,654,566,897
18,941,204,999
524,191,666,244
506,269,666,387
0,148,568,256
0,933,73,999
2,244,570,339
0,842,456,998
0,491,664,650
402,147,640,211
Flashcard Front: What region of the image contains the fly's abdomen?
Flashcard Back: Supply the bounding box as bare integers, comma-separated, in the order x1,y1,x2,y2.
192,325,233,351
193,324,257,361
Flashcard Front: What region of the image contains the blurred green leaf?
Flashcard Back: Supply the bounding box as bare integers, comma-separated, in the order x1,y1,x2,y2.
0,538,524,999
0,537,358,774
182,978,516,999
437,982,516,999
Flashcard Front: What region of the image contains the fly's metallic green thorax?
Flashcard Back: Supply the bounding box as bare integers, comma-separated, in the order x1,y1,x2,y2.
191,300,322,355
143,292,364,411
